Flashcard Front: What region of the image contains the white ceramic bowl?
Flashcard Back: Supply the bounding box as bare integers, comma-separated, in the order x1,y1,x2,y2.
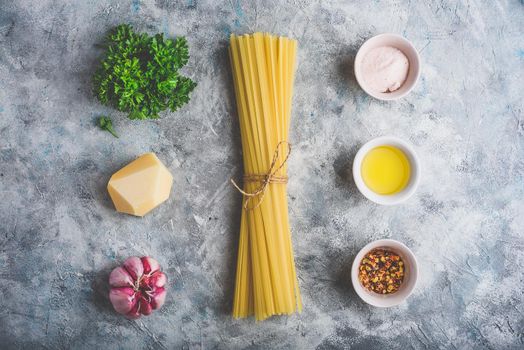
353,136,420,205
354,33,420,100
351,239,418,307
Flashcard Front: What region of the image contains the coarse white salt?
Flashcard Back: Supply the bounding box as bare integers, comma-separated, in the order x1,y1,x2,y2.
362,46,409,93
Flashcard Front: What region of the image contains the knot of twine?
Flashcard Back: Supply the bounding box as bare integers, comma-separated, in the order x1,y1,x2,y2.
231,141,291,210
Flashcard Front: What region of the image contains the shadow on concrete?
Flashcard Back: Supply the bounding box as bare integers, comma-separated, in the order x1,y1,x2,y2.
333,144,362,201
90,262,118,316
214,39,243,317
330,249,361,304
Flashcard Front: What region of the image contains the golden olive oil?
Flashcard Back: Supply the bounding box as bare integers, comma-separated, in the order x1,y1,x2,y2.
361,145,411,195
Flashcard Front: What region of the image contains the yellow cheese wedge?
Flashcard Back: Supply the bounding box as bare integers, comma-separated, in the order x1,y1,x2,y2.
107,153,173,217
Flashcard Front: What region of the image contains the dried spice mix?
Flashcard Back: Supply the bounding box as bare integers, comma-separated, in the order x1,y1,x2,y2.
358,249,404,294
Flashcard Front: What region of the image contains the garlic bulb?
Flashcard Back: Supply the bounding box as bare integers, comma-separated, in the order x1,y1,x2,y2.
109,256,167,318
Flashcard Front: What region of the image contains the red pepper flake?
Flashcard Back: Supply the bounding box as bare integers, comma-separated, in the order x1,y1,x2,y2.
358,249,404,294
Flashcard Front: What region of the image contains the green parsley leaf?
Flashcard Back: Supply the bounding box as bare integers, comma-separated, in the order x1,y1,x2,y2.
98,115,119,138
93,24,196,120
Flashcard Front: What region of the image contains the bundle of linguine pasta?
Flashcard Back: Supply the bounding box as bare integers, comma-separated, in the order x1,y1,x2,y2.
229,33,302,320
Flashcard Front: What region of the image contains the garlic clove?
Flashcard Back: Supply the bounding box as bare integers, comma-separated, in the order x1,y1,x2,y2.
123,256,144,280
149,271,167,288
141,256,160,275
150,287,167,310
126,298,142,319
109,287,137,315
139,295,153,315
109,266,134,288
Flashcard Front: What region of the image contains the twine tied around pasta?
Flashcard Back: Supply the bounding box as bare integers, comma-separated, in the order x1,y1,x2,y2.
231,141,291,210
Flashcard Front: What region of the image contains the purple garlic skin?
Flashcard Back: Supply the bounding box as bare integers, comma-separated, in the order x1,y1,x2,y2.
109,256,167,318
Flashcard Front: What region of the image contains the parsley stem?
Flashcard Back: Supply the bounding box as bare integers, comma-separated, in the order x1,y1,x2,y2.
98,115,119,138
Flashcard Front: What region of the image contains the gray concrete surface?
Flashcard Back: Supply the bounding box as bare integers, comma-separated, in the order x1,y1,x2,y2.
1,0,523,349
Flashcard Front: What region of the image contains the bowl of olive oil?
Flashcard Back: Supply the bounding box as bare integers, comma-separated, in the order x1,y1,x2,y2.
353,136,420,205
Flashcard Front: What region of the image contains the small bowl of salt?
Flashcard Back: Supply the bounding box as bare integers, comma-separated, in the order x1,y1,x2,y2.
354,33,420,101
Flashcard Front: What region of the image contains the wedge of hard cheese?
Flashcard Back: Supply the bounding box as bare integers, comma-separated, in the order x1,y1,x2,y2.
107,153,173,217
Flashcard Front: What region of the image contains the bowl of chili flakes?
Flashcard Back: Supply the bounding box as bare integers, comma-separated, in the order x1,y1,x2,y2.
351,239,418,307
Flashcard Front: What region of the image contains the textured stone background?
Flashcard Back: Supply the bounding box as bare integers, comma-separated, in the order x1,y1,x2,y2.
1,0,523,349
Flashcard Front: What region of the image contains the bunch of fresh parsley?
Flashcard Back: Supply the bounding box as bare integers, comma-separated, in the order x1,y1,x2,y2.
94,24,196,120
